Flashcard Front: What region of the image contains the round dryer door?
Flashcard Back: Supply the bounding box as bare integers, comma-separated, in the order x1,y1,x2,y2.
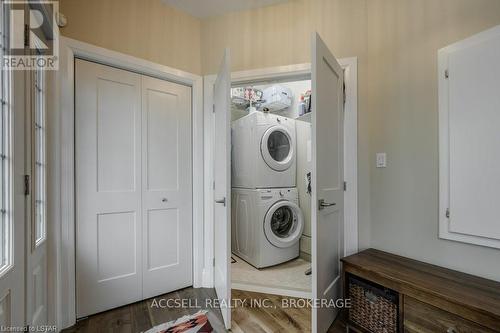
260,125,294,171
264,201,304,248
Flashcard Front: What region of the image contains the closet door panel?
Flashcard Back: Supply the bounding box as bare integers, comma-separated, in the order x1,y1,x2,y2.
145,88,179,190
75,59,142,318
141,76,193,299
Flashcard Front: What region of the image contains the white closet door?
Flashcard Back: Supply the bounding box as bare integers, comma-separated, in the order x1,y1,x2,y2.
75,59,142,318
311,32,345,333
141,75,193,299
213,48,231,330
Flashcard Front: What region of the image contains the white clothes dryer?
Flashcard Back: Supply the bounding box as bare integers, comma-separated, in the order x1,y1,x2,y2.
231,111,296,188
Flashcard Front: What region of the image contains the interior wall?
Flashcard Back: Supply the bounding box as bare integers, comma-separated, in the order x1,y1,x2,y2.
56,0,500,282
58,0,202,74
201,0,500,281
366,0,500,282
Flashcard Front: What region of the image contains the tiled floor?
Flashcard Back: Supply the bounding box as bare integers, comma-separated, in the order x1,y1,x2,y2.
231,255,312,296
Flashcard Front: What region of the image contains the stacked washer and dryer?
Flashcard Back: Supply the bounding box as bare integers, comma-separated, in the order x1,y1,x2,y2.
231,111,305,269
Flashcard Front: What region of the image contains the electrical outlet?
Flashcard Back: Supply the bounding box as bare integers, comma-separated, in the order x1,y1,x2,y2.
376,153,387,168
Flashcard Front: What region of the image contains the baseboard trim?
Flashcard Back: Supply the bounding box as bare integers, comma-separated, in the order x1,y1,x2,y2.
231,282,312,299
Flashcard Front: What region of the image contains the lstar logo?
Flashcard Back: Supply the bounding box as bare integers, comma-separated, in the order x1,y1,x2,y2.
2,1,59,70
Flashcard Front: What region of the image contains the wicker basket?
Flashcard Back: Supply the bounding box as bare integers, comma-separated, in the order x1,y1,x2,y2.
348,275,398,333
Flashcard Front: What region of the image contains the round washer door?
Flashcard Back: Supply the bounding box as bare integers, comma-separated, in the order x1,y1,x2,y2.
260,125,294,171
264,200,304,248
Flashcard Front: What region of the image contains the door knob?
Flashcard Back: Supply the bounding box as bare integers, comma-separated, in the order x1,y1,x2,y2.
215,197,226,206
318,199,336,210
162,198,168,203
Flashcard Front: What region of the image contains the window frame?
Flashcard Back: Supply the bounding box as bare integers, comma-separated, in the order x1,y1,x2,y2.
31,47,47,249
0,0,14,276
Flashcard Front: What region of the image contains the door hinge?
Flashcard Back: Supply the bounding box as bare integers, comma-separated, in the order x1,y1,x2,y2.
212,258,215,266
344,181,347,191
445,208,450,219
24,175,30,196
343,81,346,107
212,104,215,113
444,69,449,79
24,24,29,47
213,181,215,190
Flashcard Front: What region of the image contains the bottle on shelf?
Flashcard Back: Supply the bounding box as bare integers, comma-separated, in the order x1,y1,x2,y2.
298,94,306,116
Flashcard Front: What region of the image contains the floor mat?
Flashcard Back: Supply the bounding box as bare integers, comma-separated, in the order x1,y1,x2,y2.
144,311,213,333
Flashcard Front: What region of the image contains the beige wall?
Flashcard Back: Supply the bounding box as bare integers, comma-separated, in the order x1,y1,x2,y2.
366,0,500,282
59,0,202,74
201,0,500,281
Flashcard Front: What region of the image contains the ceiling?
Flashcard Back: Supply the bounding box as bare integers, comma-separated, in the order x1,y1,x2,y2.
162,0,291,18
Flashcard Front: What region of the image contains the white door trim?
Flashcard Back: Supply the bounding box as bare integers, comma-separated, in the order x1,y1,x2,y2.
51,37,204,329
202,59,358,287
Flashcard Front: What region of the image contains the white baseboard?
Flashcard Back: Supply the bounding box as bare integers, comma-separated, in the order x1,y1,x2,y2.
231,282,312,299
201,267,214,288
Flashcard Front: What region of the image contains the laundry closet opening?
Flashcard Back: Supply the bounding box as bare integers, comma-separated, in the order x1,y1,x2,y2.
230,76,314,298
207,52,357,330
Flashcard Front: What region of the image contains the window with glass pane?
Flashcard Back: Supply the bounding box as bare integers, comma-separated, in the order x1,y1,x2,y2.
34,63,46,246
0,0,12,271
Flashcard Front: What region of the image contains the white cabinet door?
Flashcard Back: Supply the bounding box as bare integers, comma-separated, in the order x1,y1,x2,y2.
75,59,143,318
311,32,345,333
213,48,232,330
141,75,193,299
439,26,500,248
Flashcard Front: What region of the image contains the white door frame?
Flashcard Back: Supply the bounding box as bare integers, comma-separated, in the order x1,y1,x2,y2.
50,37,204,329
202,59,358,287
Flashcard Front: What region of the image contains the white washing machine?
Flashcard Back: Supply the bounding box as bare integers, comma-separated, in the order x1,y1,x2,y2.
231,187,304,268
232,111,296,188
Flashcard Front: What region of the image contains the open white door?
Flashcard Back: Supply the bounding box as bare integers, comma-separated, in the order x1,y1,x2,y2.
213,48,231,330
311,33,345,333
0,61,26,329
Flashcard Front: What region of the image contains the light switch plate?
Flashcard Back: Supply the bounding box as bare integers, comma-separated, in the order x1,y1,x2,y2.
376,153,387,168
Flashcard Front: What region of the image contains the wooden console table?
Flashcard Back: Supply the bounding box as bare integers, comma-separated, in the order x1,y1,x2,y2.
341,249,500,332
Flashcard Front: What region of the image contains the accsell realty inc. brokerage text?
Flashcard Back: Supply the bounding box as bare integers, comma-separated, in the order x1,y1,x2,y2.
150,297,351,310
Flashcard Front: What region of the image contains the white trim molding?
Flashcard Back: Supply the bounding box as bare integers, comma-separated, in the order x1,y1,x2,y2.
202,74,217,288
342,57,359,256
51,37,204,329
231,282,312,300
203,59,359,287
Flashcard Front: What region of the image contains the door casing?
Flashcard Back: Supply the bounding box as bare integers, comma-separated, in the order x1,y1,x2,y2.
51,37,204,329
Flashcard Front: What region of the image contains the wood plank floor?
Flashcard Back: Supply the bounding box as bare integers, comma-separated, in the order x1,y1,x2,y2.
62,287,346,333
231,289,311,332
